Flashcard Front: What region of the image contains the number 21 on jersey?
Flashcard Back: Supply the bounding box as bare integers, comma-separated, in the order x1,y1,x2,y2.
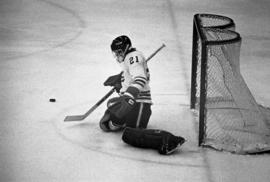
129,56,150,81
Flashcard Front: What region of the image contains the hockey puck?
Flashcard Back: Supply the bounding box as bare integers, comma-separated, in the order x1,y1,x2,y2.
49,98,56,102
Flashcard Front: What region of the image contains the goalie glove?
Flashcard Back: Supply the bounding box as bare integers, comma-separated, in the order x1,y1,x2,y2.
107,86,139,119
103,72,123,93
107,95,135,119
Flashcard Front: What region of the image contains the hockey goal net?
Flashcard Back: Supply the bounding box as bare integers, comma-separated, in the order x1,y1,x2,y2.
190,14,270,154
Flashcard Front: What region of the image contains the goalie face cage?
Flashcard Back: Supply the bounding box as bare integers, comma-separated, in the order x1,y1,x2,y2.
190,14,270,154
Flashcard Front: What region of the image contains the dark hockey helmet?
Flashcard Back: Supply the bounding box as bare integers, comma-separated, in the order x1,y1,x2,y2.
111,35,132,56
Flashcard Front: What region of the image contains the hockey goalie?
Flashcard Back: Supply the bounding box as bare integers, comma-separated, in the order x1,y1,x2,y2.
99,35,185,155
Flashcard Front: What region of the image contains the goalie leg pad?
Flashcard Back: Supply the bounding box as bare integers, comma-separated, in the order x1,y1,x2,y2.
122,127,164,149
122,127,186,155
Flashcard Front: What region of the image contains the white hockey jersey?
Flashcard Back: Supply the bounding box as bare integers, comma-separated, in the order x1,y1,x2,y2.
119,49,152,104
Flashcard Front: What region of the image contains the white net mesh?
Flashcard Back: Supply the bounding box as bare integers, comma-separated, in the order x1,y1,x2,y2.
194,14,270,154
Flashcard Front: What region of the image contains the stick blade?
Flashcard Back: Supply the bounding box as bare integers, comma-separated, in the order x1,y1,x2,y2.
64,115,86,122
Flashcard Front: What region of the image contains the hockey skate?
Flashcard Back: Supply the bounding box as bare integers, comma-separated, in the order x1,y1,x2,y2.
158,134,186,155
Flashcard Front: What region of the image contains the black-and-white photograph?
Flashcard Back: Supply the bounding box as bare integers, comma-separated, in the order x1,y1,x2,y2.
0,0,270,181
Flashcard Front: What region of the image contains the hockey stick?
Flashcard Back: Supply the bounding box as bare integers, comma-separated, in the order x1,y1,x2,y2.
64,87,115,121
64,43,166,122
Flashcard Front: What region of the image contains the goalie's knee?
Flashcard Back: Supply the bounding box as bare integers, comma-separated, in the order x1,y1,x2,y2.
99,110,124,132
100,119,123,132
